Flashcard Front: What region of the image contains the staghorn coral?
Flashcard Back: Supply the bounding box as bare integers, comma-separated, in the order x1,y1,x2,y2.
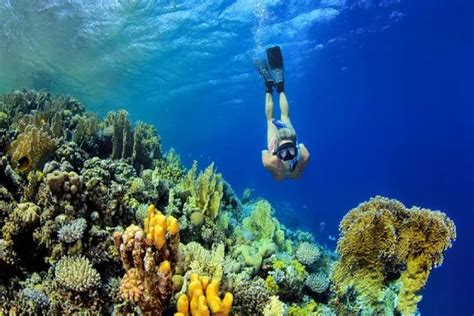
8,125,56,173
332,196,456,315
55,256,101,292
178,241,225,282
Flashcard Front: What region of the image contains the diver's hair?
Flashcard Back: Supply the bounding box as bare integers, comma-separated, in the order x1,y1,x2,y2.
276,127,296,143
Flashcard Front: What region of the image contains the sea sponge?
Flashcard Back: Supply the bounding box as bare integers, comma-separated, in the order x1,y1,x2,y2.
176,273,233,316
55,256,101,292
295,242,320,266
332,196,456,314
144,204,180,250
8,125,56,173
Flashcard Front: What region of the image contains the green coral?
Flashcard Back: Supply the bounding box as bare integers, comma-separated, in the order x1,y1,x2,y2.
241,200,285,247
178,242,224,281
105,110,133,160
288,299,317,316
265,275,280,294
132,121,161,171
181,161,223,220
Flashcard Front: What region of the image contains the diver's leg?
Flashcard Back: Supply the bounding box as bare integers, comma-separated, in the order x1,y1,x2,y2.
266,93,277,148
279,92,294,128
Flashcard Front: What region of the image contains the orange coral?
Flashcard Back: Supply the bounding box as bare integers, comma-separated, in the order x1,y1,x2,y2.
175,273,233,316
332,196,456,314
8,126,56,173
120,268,144,303
113,205,181,314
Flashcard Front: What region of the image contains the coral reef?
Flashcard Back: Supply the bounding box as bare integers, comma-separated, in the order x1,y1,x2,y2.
331,196,456,315
0,90,456,315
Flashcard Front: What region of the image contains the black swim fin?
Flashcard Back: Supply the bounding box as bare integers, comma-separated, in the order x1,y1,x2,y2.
255,59,274,93
266,46,284,92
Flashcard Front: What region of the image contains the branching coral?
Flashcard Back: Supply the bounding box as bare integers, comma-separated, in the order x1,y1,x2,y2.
8,126,56,173
58,218,87,243
233,278,270,315
55,256,101,292
332,196,456,315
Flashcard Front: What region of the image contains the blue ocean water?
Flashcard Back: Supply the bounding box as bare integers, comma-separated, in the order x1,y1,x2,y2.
0,0,472,314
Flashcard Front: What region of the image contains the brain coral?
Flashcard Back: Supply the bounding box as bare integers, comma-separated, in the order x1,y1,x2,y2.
332,196,456,314
55,256,101,292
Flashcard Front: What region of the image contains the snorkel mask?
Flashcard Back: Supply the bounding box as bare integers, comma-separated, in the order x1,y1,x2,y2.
273,141,299,171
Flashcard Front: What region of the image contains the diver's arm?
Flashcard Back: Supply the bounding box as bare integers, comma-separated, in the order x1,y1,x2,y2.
298,144,310,169
262,150,271,167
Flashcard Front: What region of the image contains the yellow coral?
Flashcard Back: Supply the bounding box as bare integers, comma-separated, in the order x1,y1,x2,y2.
144,204,180,249
332,196,456,313
8,126,56,173
176,273,233,316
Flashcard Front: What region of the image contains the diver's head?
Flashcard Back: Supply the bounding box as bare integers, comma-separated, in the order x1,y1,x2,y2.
273,126,298,167
274,140,297,161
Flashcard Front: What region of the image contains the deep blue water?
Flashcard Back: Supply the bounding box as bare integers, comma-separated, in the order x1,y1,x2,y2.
1,0,473,314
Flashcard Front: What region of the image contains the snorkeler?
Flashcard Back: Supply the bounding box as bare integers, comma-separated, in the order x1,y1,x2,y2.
256,46,310,180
